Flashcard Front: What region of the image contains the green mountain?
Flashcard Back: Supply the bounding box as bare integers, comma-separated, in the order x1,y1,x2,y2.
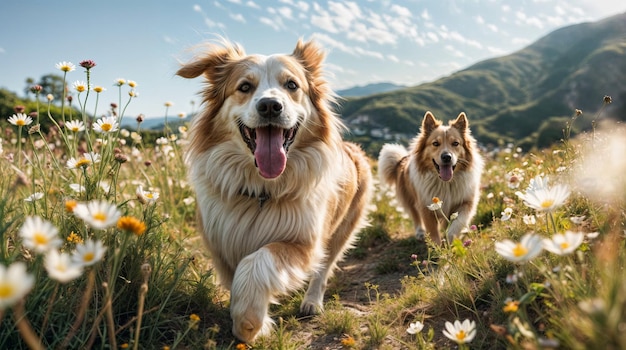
340,12,626,154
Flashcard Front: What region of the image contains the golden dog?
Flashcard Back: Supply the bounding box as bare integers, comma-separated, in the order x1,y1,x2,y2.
176,40,372,343
378,112,483,244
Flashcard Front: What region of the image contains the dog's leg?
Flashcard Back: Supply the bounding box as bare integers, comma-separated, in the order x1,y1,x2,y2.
230,242,313,343
419,208,441,245
301,217,360,315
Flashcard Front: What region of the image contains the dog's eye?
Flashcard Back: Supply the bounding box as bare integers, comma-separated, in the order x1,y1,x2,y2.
452,141,460,147
238,82,252,93
432,141,440,147
285,80,298,91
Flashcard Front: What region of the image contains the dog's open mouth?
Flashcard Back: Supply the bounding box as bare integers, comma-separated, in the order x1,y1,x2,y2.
240,124,298,179
433,159,456,182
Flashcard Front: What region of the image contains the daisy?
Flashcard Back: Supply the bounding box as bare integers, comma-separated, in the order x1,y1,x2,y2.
65,120,85,133
495,233,543,263
93,86,105,93
73,200,121,230
19,216,62,254
44,250,83,283
66,152,101,169
427,197,443,211
406,320,425,334
69,183,86,193
55,61,75,72
442,319,477,344
114,78,126,86
24,192,44,202
8,113,33,126
93,116,119,134
72,80,88,93
542,231,584,256
72,239,107,267
522,214,536,225
136,185,159,204
0,262,35,309
516,176,570,212
501,207,513,221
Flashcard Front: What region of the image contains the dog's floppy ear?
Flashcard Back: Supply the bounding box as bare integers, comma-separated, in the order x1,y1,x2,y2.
422,111,441,134
176,42,246,80
451,112,468,133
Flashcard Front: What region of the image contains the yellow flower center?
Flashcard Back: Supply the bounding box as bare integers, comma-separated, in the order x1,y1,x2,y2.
456,330,466,341
76,158,91,168
83,252,95,263
540,199,554,209
93,212,107,222
560,242,570,250
0,283,14,298
16,120,26,126
513,243,528,257
146,193,154,199
101,123,112,132
432,197,441,204
76,86,85,92
34,232,49,245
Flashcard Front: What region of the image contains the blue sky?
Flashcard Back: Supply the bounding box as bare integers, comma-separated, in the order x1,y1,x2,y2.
1,0,625,119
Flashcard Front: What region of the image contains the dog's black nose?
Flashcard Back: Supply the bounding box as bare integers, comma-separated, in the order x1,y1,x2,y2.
441,152,452,164
256,98,283,118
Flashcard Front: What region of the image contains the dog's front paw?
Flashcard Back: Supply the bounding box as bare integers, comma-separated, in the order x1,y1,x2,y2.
232,311,273,344
300,298,324,316
415,227,426,241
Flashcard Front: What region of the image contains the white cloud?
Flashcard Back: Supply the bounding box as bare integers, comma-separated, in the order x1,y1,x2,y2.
475,15,485,24
487,46,508,55
426,31,439,42
487,24,499,32
390,4,412,18
230,13,246,23
277,6,293,20
0,47,5,54
162,36,176,44
226,0,242,4
387,54,400,63
421,9,431,20
259,17,282,31
246,1,260,9
445,45,465,58
193,4,202,12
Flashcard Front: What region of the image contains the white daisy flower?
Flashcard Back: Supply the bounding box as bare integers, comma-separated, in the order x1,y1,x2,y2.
93,116,119,134
8,113,33,127
516,176,570,212
406,321,425,335
65,120,86,133
442,319,477,344
542,231,585,256
136,185,159,204
55,61,75,72
72,239,107,267
0,262,35,309
19,216,62,254
24,192,44,202
73,200,121,230
44,250,83,283
495,233,543,263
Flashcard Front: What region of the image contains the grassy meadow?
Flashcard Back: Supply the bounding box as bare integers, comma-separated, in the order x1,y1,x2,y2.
0,62,624,349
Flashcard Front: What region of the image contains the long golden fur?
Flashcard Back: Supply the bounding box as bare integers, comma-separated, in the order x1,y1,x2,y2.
176,40,372,343
378,111,483,245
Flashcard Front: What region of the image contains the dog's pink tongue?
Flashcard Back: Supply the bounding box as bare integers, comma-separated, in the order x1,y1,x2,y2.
254,126,286,179
439,165,454,182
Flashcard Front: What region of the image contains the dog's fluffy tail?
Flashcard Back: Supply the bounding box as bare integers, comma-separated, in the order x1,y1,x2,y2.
378,144,408,187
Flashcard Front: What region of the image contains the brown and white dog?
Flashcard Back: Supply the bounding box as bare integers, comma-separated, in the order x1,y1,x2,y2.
378,112,483,245
176,40,372,343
